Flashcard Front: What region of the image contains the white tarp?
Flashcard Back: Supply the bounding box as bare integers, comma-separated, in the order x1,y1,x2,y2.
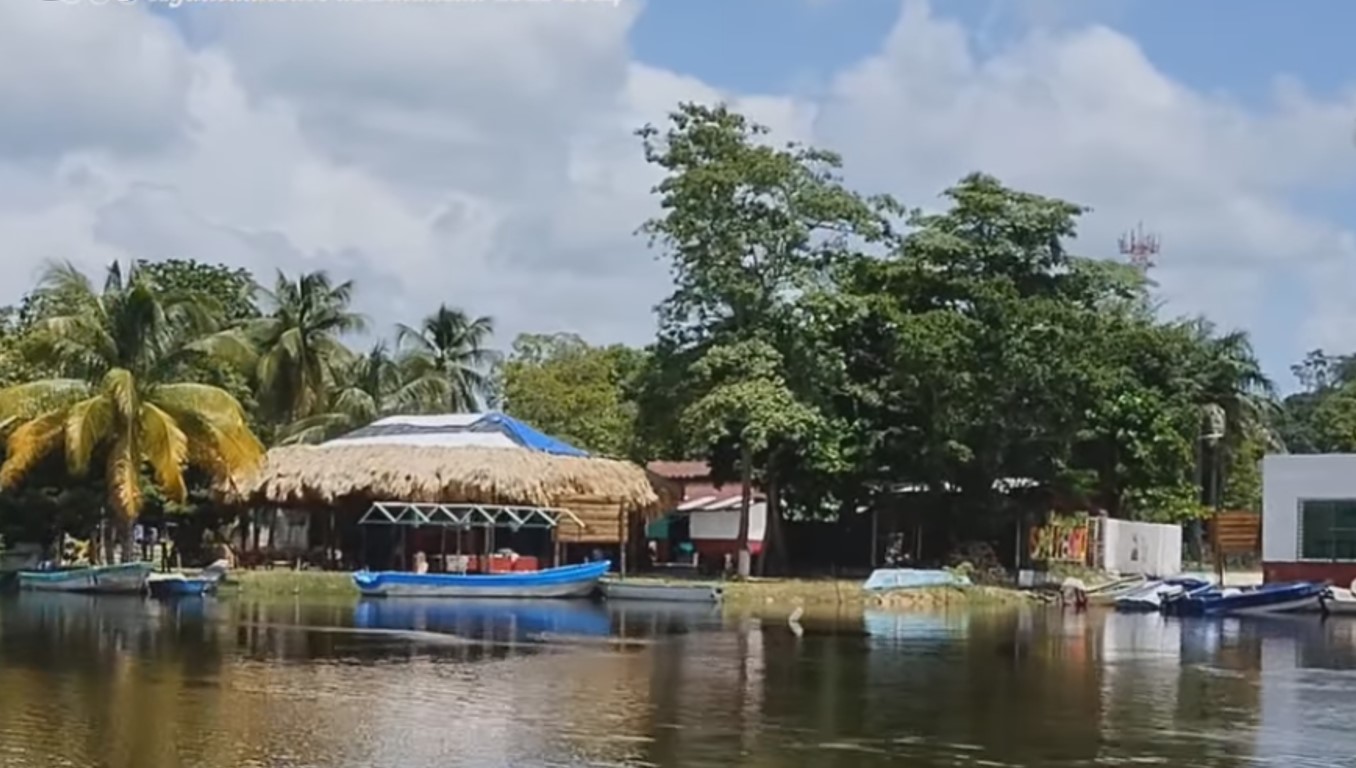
1101,518,1181,577
689,502,768,543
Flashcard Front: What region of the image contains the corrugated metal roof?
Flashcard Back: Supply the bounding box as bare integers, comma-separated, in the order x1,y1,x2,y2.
323,413,587,456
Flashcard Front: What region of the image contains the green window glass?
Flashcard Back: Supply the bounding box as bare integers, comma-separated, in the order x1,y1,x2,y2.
1299,499,1356,560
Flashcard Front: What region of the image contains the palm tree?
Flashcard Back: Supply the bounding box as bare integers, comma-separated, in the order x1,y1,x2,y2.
1191,322,1278,450
0,261,264,558
396,305,497,412
278,342,400,444
247,270,365,423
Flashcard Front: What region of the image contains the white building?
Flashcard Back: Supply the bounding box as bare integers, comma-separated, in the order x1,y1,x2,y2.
1261,454,1356,584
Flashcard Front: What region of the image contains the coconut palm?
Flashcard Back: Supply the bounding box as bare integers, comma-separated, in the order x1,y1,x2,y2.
247,270,365,423
0,261,264,557
396,305,496,413
278,342,401,444
1190,321,1278,450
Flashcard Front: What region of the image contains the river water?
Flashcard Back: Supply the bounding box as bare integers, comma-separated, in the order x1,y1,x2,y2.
1,594,1354,768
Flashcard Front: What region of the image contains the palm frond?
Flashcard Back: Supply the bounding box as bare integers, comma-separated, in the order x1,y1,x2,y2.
0,379,92,424
64,395,114,476
140,403,189,503
0,411,66,490
105,432,143,522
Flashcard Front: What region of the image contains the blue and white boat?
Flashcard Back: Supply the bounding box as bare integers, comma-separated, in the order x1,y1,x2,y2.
17,562,152,594
1172,581,1326,617
147,572,220,598
353,560,611,598
1113,576,1211,612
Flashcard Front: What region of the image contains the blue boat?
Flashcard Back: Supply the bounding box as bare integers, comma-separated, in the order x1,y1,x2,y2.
147,573,219,598
353,560,611,598
17,562,152,594
1172,581,1327,617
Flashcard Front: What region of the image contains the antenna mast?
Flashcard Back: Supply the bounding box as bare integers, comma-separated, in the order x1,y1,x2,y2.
1118,222,1161,272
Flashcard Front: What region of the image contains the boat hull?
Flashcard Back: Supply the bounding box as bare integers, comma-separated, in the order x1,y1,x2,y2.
1113,577,1209,612
18,563,152,594
354,561,610,598
147,576,217,598
1173,581,1326,617
600,580,723,603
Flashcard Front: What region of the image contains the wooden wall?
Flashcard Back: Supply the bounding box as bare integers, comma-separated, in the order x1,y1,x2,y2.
556,498,627,544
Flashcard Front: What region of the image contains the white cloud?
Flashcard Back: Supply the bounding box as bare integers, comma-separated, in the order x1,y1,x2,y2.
0,0,1352,376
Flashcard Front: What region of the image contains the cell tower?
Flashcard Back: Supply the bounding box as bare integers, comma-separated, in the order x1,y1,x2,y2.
1118,222,1161,272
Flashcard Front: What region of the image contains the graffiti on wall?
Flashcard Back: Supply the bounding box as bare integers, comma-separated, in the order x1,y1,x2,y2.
1028,515,1089,564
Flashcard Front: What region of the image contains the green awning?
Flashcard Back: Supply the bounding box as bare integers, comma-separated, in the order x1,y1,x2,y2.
645,515,672,539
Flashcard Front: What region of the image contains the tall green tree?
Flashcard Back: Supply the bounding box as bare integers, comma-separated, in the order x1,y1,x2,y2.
681,340,819,576
247,270,365,425
0,261,264,557
637,102,897,570
501,333,643,457
396,305,496,413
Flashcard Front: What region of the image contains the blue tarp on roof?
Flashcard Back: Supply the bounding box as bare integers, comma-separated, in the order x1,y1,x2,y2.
475,412,589,457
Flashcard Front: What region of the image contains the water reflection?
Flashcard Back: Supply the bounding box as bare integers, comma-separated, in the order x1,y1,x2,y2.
3,593,1356,767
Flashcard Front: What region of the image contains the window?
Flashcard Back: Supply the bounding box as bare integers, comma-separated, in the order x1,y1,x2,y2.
1299,499,1356,560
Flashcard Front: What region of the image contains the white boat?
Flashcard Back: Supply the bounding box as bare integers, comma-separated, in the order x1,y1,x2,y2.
17,562,152,594
600,580,723,603
353,560,610,598
1320,582,1356,615
1113,576,1210,612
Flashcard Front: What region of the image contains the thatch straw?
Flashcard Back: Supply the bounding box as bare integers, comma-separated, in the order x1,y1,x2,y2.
220,444,678,515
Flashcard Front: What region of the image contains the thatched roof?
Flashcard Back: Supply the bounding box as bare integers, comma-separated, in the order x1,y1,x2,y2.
221,444,678,515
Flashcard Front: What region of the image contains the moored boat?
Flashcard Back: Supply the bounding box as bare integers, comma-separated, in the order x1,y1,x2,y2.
600,580,723,603
353,560,610,598
1320,582,1356,615
1173,581,1326,617
147,572,219,598
17,562,152,594
1113,576,1210,612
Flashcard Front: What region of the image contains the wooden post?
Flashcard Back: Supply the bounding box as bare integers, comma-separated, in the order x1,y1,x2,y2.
618,505,628,578
870,507,879,568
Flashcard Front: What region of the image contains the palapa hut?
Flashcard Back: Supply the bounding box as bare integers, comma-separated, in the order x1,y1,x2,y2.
221,413,677,572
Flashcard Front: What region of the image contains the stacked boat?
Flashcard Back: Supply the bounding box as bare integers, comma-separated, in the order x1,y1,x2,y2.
1112,575,1330,617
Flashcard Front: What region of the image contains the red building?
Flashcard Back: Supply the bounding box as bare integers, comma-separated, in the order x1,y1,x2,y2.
645,461,766,563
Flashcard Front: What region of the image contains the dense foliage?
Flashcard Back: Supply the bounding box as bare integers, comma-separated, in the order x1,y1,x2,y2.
0,100,1318,569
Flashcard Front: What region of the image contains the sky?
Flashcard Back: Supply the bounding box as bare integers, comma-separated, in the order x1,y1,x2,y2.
3,0,1355,390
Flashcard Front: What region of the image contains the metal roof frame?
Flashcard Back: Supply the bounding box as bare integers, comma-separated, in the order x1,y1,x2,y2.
358,502,584,531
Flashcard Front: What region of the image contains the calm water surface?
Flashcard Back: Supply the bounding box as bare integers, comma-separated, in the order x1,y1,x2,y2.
1,593,1354,768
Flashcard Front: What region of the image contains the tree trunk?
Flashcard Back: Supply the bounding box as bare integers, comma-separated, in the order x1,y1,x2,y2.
757,471,785,577
117,518,135,564
736,441,753,579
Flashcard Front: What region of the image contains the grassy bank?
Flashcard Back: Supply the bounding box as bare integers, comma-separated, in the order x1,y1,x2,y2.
222,569,1033,611
223,569,358,597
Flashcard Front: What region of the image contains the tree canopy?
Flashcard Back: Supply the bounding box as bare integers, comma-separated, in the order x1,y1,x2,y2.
0,99,1321,569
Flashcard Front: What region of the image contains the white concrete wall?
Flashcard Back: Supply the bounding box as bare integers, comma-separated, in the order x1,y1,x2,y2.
1261,454,1356,561
1102,519,1181,577
689,503,767,543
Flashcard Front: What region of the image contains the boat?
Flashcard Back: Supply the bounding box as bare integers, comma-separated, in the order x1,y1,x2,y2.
1172,581,1327,617
17,562,152,594
1085,575,1149,606
353,560,611,598
1113,576,1210,612
1319,581,1356,615
147,572,220,598
600,579,723,603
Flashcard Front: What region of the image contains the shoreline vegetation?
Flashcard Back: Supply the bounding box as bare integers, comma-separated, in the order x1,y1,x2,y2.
222,569,1037,611
0,102,1311,581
